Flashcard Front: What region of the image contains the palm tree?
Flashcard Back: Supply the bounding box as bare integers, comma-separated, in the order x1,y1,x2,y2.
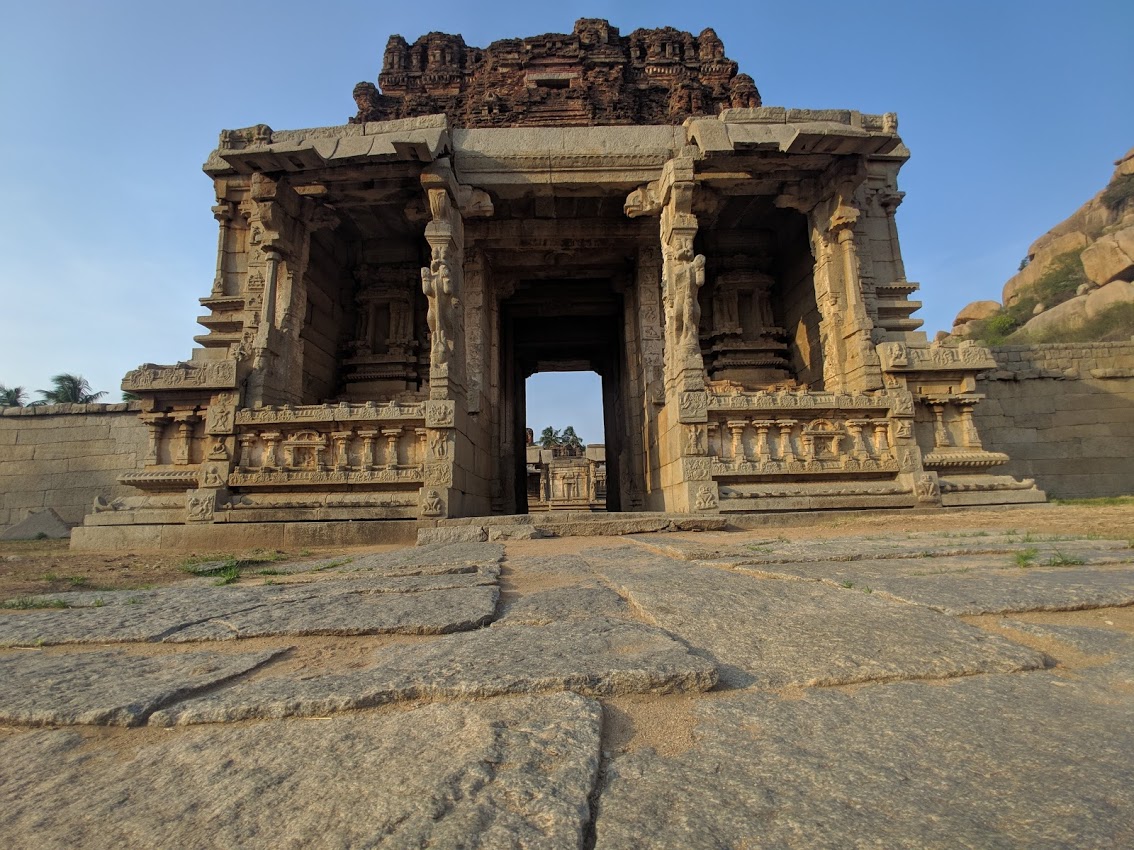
0,384,27,407
538,426,561,449
36,374,106,404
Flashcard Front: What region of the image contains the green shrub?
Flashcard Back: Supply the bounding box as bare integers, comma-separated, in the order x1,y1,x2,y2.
1101,173,1134,212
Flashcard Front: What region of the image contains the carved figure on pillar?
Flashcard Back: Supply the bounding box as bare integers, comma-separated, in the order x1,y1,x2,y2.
669,241,706,356
421,245,458,369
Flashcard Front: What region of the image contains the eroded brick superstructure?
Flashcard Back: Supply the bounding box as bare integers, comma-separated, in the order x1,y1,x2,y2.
351,19,759,128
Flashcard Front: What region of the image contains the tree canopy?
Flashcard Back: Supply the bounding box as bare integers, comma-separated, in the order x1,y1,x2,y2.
0,384,27,407
537,425,585,452
35,374,106,405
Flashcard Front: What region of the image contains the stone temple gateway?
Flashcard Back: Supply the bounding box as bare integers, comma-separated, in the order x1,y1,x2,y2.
77,19,1043,548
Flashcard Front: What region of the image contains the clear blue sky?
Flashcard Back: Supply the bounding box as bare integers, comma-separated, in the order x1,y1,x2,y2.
2,1,1130,444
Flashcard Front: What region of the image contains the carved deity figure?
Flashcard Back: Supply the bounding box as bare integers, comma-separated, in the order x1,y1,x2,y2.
421,246,459,367
668,241,706,353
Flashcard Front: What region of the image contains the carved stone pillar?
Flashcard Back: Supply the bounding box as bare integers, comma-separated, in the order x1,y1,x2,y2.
727,420,748,468
172,415,198,466
358,430,379,471
331,431,352,471
260,432,281,470
238,434,256,470
807,182,884,394
752,420,773,463
210,201,234,297
625,156,714,512
383,428,402,469
956,399,983,449
930,403,952,449
140,414,168,466
420,185,465,402
777,420,797,464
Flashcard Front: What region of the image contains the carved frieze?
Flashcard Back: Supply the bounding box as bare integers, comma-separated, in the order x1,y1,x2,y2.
878,341,996,373
123,361,238,392
227,468,424,487
234,402,426,426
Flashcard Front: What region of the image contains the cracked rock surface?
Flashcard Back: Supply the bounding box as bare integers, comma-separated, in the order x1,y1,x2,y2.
0,693,603,850
1,524,1132,848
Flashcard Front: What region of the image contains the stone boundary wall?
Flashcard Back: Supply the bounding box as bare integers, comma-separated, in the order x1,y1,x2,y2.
0,403,147,531
977,342,1134,499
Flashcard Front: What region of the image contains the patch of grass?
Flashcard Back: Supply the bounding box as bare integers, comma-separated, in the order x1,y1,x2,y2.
307,557,353,573
41,572,61,583
256,568,283,576
1046,551,1086,567
840,580,854,589
2,596,69,610
1013,547,1039,568
862,586,873,594
67,576,89,587
1014,302,1134,345
1101,173,1134,212
92,598,106,607
212,564,241,586
126,597,142,605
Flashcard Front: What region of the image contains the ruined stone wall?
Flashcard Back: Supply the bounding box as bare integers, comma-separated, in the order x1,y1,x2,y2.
0,403,147,530
976,342,1134,498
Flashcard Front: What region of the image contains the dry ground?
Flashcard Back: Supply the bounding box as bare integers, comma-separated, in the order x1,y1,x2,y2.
2,500,1131,605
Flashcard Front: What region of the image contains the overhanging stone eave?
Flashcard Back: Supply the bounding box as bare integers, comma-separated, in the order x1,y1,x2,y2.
687,107,904,160
203,114,454,177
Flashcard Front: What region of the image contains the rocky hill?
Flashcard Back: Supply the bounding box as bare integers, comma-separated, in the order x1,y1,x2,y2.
952,147,1134,344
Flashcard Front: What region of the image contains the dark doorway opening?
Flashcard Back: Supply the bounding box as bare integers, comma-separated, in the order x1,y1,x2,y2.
502,279,627,514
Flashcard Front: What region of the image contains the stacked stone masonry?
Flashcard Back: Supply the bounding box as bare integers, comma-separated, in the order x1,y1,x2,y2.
0,404,146,531
975,343,1134,499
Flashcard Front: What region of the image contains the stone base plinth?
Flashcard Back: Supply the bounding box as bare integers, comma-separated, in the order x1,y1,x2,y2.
70,519,417,552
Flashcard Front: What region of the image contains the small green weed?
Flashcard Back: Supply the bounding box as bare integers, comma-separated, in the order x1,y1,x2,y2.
1046,551,1086,567
41,572,61,583
257,569,283,576
126,597,142,605
1014,548,1039,568
92,598,106,608
840,581,854,589
212,564,241,586
67,576,89,587
308,557,353,573
2,597,69,610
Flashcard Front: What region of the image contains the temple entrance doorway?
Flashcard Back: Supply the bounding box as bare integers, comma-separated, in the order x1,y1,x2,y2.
500,279,630,514
525,372,606,512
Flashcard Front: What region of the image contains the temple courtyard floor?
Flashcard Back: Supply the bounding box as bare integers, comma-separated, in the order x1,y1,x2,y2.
1,502,1132,848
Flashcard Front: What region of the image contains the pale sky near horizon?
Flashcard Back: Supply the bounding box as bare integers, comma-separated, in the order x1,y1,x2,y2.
1,1,1131,444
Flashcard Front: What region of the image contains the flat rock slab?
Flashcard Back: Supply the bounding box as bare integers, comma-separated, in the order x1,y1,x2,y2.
594,672,1134,850
848,566,1134,615
584,548,1045,688
0,648,284,727
165,585,500,641
0,693,602,850
0,580,499,646
151,618,716,725
633,532,1132,566
498,585,629,625
330,541,505,575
